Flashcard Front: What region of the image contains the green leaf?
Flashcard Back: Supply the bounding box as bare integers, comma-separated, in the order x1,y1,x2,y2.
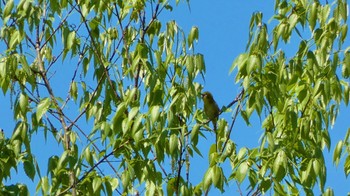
237,147,248,161
260,177,272,193
57,151,69,171
273,150,286,182
104,177,113,196
343,51,350,78
84,147,94,167
288,13,298,31
150,105,160,123
208,145,218,166
24,159,35,180
236,161,249,183
188,26,199,49
66,31,76,50
164,4,173,11
3,0,14,19
93,177,102,193
39,176,49,194
213,165,224,191
333,140,343,166
191,143,203,157
128,107,139,121
112,102,127,133
169,134,178,155
9,30,20,49
19,93,29,114
70,81,78,101
247,54,261,73
110,178,119,191
186,55,194,75
309,2,318,31
230,53,248,75
195,53,205,73
320,5,331,26
344,156,350,177
36,98,51,121
274,180,287,195
203,167,213,191
191,124,200,146
47,156,58,175
344,128,350,144
322,188,334,196
340,24,348,43
312,159,321,176
132,114,143,140
136,42,148,60
167,177,177,196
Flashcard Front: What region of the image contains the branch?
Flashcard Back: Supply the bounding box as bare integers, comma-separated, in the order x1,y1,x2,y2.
74,0,121,101
220,89,245,154
150,148,168,176
175,115,187,195
40,4,77,50
134,3,160,88
58,141,129,196
33,3,78,194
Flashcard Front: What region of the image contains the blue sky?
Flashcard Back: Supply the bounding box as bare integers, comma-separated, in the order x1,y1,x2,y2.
1,0,349,195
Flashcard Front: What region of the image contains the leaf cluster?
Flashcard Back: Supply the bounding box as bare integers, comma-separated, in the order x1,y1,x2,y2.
230,0,349,195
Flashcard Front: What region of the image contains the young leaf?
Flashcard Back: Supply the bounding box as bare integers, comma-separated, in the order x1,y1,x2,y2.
36,98,51,121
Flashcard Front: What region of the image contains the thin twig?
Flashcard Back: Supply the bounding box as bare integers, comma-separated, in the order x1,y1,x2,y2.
220,89,245,154
57,144,125,196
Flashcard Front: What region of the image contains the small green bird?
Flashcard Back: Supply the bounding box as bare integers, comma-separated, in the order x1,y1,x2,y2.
202,91,220,131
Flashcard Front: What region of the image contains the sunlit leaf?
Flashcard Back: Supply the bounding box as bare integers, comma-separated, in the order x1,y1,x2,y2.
36,98,51,122
333,141,343,166
236,161,249,183
169,134,178,155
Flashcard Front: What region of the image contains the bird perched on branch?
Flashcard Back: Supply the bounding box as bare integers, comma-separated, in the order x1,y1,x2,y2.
202,91,220,131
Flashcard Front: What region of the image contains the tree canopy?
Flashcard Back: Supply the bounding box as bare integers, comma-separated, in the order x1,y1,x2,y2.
0,0,349,195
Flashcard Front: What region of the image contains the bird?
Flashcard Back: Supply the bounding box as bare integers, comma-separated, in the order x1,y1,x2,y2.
201,91,220,131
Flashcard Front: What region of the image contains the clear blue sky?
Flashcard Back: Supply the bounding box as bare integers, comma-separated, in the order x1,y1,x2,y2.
1,1,349,195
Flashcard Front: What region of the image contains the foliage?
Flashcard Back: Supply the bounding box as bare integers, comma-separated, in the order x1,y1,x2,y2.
231,0,349,195
0,0,349,195
0,0,206,195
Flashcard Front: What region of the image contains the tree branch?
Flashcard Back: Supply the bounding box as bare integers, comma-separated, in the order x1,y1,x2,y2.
220,89,245,154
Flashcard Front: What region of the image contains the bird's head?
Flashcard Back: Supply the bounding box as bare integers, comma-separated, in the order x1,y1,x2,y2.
201,91,214,102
